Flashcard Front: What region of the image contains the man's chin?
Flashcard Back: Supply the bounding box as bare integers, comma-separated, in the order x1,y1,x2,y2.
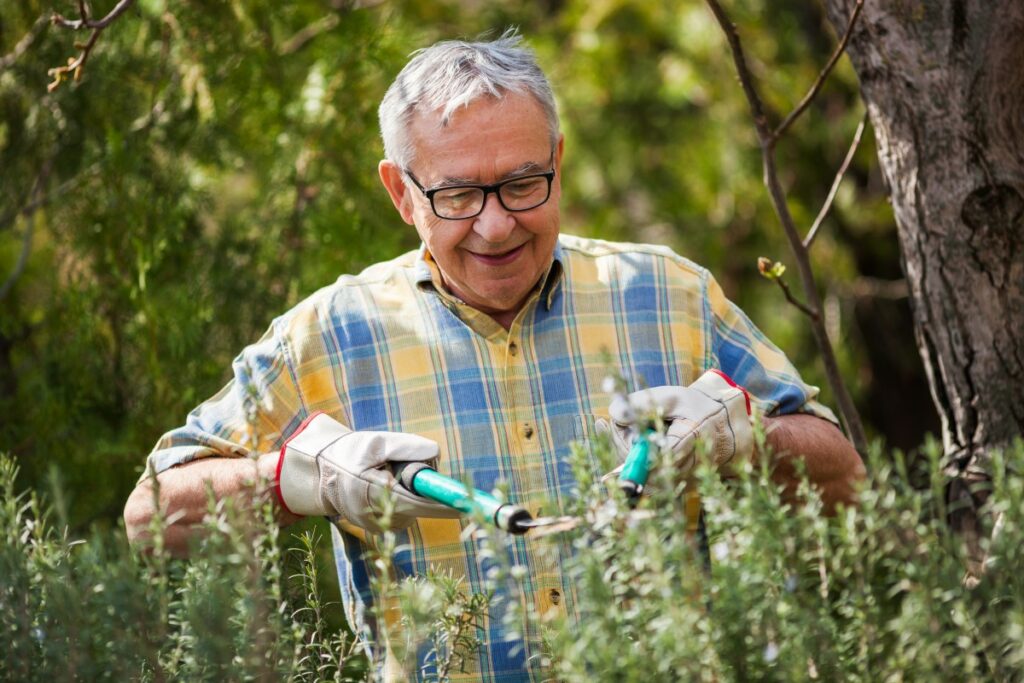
463,286,531,316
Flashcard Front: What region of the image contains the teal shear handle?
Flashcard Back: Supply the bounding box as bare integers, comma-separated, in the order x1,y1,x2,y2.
395,462,533,534
618,428,654,505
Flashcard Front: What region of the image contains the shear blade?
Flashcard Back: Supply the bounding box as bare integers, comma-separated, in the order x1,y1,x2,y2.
518,516,581,536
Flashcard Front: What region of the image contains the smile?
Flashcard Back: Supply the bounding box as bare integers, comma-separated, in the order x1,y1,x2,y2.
469,243,526,266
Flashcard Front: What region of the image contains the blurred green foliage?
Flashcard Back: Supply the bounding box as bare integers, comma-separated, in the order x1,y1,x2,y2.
1,0,930,530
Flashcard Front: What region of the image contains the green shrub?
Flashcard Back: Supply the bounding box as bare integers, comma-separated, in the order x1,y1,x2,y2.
0,454,365,682
2,437,1023,681
538,435,1024,682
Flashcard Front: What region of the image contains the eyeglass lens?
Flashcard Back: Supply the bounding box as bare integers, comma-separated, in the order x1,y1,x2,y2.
432,175,551,219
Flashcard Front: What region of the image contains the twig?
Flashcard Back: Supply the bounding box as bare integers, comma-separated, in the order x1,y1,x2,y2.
804,112,868,249
705,0,868,454
0,160,52,301
47,0,137,90
774,275,818,320
772,0,865,141
705,0,772,142
0,15,49,73
52,0,135,30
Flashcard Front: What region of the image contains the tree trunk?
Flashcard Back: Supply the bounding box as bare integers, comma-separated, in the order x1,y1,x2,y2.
823,0,1024,464
823,0,1024,575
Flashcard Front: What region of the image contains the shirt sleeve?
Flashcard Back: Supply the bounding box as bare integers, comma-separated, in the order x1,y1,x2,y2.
703,270,839,424
141,317,308,481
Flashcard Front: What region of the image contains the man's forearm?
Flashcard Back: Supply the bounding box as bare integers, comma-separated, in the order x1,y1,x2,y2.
760,413,866,513
123,452,301,556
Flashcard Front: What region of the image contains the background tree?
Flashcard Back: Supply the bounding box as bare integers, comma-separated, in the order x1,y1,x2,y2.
819,0,1024,570
1,0,936,528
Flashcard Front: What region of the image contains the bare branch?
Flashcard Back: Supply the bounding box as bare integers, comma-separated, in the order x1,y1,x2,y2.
46,28,99,90
704,0,773,141
804,112,868,249
0,15,49,73
48,0,136,90
52,0,135,30
705,0,868,454
772,0,865,141
774,274,819,319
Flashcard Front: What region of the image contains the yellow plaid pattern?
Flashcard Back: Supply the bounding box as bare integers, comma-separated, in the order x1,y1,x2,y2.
147,233,835,682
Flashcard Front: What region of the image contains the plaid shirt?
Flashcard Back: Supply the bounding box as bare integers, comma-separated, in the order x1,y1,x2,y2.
148,234,835,682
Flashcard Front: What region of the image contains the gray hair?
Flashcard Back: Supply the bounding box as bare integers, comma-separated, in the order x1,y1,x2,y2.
378,29,559,169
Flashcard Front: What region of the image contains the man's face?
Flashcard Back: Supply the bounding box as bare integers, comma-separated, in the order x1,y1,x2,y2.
380,93,563,321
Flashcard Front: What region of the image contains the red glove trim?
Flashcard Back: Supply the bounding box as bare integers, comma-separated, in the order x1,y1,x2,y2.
709,369,752,416
274,410,326,516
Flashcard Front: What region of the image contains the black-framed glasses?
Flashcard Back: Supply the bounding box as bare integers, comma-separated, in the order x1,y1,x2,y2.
404,168,556,220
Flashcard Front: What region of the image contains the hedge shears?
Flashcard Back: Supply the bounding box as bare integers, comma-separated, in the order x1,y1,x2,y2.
395,429,654,536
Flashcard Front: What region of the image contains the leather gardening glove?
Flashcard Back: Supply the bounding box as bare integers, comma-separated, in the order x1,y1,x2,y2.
604,369,754,479
275,412,462,533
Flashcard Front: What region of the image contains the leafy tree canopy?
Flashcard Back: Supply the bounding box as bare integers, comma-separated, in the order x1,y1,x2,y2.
0,0,921,527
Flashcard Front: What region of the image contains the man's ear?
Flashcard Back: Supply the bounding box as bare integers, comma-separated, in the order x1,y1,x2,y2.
551,134,566,197
378,160,415,225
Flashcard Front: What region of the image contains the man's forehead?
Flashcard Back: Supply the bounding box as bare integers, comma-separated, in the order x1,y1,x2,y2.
407,93,553,182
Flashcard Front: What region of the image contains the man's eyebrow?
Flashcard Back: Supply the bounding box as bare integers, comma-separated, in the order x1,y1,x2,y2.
500,160,546,179
436,174,476,185
436,160,548,186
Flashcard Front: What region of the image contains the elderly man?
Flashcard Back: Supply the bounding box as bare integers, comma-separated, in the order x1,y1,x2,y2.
124,31,864,681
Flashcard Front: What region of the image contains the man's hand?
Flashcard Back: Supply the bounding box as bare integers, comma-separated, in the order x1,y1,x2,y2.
276,412,462,533
605,369,754,478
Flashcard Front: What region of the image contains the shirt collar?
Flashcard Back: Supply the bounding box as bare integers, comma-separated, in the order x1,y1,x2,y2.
413,239,565,311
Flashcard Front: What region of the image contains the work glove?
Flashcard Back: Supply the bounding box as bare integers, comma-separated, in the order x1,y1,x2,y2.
275,412,462,533
603,369,754,479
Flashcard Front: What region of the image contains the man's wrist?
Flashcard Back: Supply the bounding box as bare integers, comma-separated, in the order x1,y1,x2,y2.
257,451,303,525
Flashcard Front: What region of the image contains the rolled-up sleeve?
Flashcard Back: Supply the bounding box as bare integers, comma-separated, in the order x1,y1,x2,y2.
142,318,307,480
704,271,839,425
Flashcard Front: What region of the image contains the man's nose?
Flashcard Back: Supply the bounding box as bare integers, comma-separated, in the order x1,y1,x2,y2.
472,192,516,244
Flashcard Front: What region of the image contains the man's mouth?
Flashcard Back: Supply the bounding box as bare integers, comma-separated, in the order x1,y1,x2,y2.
469,243,526,266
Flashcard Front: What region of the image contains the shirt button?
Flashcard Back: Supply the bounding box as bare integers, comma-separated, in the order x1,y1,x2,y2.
509,341,518,357
549,589,561,605
522,424,534,440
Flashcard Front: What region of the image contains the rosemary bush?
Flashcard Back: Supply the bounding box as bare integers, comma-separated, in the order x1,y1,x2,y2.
0,454,363,682
541,434,1024,682
2,435,1023,681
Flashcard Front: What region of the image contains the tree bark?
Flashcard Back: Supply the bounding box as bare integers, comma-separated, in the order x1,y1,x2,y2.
823,0,1024,463
823,0,1024,574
